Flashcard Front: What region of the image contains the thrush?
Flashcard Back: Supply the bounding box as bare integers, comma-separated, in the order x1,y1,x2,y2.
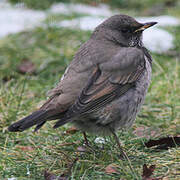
8,14,157,156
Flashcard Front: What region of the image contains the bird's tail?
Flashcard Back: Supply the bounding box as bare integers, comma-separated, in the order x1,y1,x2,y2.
8,110,49,132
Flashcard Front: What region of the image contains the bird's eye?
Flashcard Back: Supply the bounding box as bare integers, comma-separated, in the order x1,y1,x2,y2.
121,29,130,33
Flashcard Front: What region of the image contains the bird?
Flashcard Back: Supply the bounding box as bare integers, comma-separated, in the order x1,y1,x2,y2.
8,14,157,156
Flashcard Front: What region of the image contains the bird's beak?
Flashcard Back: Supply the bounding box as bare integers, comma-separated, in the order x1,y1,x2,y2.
134,22,157,33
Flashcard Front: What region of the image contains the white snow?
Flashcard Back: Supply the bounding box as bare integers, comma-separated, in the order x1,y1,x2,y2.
0,0,179,53
50,3,115,17
26,165,30,175
94,137,105,144
143,28,174,53
0,0,45,38
137,15,180,27
59,16,105,31
50,3,180,27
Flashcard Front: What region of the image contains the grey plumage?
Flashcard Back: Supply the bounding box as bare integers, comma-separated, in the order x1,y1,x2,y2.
8,15,157,137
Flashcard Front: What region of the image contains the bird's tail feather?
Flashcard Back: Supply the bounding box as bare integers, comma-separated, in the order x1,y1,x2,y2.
53,117,72,129
8,110,48,132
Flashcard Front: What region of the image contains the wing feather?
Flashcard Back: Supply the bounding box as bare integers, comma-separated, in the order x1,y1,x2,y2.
54,48,146,128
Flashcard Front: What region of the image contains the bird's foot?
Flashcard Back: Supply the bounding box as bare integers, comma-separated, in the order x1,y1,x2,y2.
81,132,96,153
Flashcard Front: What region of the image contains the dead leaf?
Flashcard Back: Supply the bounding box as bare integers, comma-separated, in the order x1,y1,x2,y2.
66,158,78,176
16,145,34,152
133,126,160,139
77,146,88,152
65,126,78,135
44,170,57,180
17,59,36,74
145,136,180,150
58,176,68,180
142,164,156,180
2,75,15,83
105,164,118,174
44,170,68,180
44,158,78,180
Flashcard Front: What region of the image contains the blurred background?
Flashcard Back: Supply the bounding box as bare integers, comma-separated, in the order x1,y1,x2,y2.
7,0,180,13
0,0,180,179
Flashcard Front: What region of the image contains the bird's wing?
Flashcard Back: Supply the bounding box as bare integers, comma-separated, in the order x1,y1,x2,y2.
54,47,146,127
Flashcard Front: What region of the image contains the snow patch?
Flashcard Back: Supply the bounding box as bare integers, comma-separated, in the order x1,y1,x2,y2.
137,15,180,27
50,3,115,17
94,137,105,144
59,16,105,31
0,0,45,38
143,28,174,53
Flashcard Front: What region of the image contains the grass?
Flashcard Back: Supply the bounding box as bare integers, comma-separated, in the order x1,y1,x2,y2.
0,12,180,180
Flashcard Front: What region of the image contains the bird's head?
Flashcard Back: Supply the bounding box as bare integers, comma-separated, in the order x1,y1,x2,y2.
93,14,157,47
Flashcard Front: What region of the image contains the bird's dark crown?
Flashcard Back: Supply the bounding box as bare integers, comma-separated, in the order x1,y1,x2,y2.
99,14,142,32
92,14,157,48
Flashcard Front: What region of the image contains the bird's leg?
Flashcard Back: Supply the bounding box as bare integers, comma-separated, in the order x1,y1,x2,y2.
110,129,136,176
82,132,96,153
110,128,128,159
83,132,90,146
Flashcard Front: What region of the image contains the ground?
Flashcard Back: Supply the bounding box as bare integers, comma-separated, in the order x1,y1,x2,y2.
0,1,180,179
